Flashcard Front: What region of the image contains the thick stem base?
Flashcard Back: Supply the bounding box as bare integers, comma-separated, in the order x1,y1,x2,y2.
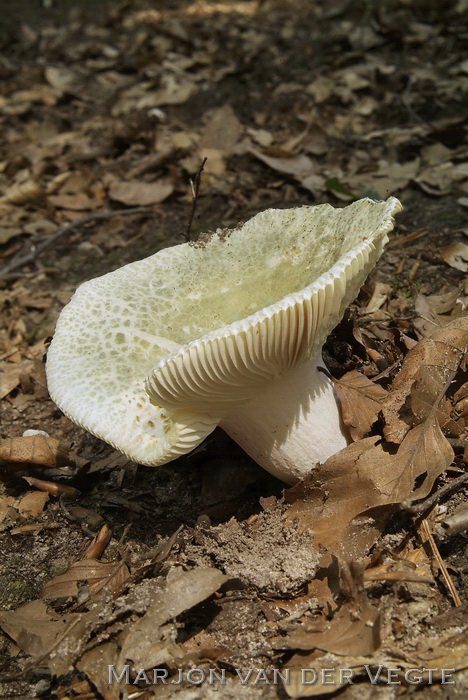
220,355,349,484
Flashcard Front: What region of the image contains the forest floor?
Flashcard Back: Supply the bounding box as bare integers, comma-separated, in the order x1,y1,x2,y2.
0,1,467,699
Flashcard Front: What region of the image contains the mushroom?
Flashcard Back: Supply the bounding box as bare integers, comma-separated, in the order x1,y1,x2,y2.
46,196,402,484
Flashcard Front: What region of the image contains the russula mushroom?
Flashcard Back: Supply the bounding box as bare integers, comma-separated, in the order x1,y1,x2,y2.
47,197,402,484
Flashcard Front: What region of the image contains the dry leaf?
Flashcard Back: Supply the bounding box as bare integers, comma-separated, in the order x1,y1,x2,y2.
382,316,468,442
41,558,129,601
417,161,468,195
0,600,67,659
414,630,468,674
246,126,273,148
0,496,18,524
83,524,112,559
358,416,454,502
152,75,197,106
0,179,44,205
306,76,334,102
284,437,384,555
364,282,391,314
452,381,468,430
0,226,29,245
0,362,23,400
199,104,242,175
418,288,462,315
127,145,175,179
118,567,229,670
334,370,388,440
363,567,433,583
247,145,325,196
0,435,68,467
16,490,49,517
77,642,122,700
351,159,420,198
108,179,173,205
247,145,315,182
44,66,81,96
283,596,381,657
284,664,353,698
364,543,434,584
285,415,453,556
413,290,464,338
441,242,468,272
48,192,99,211
10,523,60,536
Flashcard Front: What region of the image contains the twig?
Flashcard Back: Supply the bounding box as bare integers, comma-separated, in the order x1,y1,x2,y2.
438,508,468,537
402,471,468,516
418,518,462,606
184,157,207,242
0,206,152,281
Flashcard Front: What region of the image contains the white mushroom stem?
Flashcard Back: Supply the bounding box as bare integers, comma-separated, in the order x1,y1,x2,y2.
219,353,349,484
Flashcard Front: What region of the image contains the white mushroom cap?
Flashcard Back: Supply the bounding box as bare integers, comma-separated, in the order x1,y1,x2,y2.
47,197,402,480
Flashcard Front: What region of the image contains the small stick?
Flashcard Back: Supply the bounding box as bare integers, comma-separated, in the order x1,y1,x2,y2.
418,517,462,606
438,508,468,537
0,206,152,281
184,157,207,242
402,471,468,515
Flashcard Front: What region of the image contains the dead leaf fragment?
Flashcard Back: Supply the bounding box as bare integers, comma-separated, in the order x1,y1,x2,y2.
44,66,81,96
199,104,242,175
0,362,23,400
16,490,49,517
247,145,315,182
83,524,112,559
334,370,388,440
41,558,129,601
357,417,454,502
441,242,468,272
0,226,29,245
285,413,453,557
284,596,381,656
382,316,468,442
118,567,229,670
0,496,17,524
108,179,173,205
350,159,420,198
419,288,462,315
284,437,384,555
413,289,464,337
0,600,66,659
48,192,99,211
0,435,68,467
417,161,468,195
77,642,122,700
364,282,391,314
0,179,44,205
306,76,334,102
